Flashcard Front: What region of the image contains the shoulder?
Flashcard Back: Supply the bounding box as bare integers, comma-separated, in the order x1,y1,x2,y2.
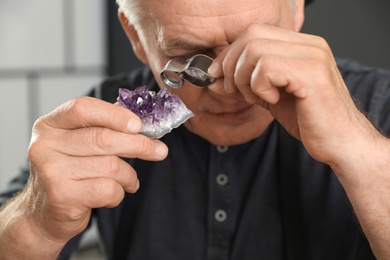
88,66,158,103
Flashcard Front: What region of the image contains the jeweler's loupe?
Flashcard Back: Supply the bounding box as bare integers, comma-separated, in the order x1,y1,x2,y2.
160,54,216,89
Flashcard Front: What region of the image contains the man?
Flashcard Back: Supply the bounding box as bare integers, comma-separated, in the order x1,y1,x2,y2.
1,0,390,259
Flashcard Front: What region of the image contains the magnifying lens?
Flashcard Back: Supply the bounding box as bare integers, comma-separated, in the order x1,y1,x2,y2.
160,54,216,89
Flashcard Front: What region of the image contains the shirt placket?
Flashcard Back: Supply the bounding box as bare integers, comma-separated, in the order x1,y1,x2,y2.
206,145,236,260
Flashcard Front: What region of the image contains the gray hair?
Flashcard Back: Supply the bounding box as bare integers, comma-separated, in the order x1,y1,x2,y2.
116,0,298,27
116,0,143,27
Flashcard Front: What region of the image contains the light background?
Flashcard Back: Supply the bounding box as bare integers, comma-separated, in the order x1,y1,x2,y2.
0,0,106,191
0,0,389,258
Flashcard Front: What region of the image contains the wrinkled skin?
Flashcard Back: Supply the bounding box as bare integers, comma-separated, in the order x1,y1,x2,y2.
0,97,169,258
1,0,390,259
120,0,376,165
123,0,295,146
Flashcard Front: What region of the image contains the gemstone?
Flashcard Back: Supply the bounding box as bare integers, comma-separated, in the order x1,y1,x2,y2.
117,87,194,138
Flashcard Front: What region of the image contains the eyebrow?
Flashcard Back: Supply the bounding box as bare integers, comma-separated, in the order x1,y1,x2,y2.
159,38,210,54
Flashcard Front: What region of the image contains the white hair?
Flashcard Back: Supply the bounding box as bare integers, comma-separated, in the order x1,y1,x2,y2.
116,0,143,26
116,0,298,26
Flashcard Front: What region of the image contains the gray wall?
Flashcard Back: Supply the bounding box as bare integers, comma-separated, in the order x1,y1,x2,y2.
302,0,390,70
0,0,106,190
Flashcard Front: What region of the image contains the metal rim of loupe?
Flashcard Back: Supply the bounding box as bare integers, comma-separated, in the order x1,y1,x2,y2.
160,70,184,89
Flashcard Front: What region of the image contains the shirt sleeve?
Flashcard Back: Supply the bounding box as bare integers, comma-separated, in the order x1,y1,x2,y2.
338,58,390,135
0,162,29,206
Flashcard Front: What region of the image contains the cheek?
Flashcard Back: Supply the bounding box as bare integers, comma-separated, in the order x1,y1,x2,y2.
170,87,204,113
148,58,167,83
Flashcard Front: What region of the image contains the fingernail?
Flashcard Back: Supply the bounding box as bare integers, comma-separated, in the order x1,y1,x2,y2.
135,179,140,191
155,141,168,158
208,62,219,77
127,118,142,133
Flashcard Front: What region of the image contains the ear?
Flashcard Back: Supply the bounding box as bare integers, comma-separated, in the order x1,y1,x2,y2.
118,11,149,65
294,0,305,32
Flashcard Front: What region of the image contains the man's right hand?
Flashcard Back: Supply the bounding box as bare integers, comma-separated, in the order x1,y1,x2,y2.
0,96,168,259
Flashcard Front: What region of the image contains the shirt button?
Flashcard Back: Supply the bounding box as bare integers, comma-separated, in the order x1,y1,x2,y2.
216,146,228,153
216,174,228,186
215,209,227,222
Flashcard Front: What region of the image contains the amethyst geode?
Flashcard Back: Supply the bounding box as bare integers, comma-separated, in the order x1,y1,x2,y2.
118,87,194,138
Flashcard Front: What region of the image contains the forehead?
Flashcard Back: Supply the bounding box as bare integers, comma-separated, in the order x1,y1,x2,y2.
138,0,288,52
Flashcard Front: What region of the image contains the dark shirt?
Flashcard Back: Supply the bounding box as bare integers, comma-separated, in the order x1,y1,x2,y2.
1,58,390,259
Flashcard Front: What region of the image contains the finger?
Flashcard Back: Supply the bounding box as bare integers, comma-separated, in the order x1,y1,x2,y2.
42,97,142,134
250,55,314,104
210,39,298,94
209,25,329,93
234,51,283,104
63,155,140,193
72,178,126,208
49,127,168,160
208,46,229,79
232,38,329,104
208,24,317,77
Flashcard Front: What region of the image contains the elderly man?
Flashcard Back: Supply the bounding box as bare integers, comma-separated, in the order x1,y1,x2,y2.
1,0,390,259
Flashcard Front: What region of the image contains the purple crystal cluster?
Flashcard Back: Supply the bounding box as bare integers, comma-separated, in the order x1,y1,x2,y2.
118,86,193,138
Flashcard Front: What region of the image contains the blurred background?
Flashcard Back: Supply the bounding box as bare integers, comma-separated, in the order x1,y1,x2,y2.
0,0,389,259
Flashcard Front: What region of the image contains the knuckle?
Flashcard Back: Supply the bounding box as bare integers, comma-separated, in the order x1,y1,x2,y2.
104,157,138,192
31,116,46,132
28,137,50,164
110,192,125,207
260,55,274,71
29,117,51,161
222,58,231,77
105,156,121,176
245,23,260,35
102,180,117,197
313,47,329,63
93,127,113,152
245,39,259,52
27,141,40,162
66,97,92,120
309,36,332,60
101,180,124,205
233,72,248,87
311,35,329,49
135,137,153,155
